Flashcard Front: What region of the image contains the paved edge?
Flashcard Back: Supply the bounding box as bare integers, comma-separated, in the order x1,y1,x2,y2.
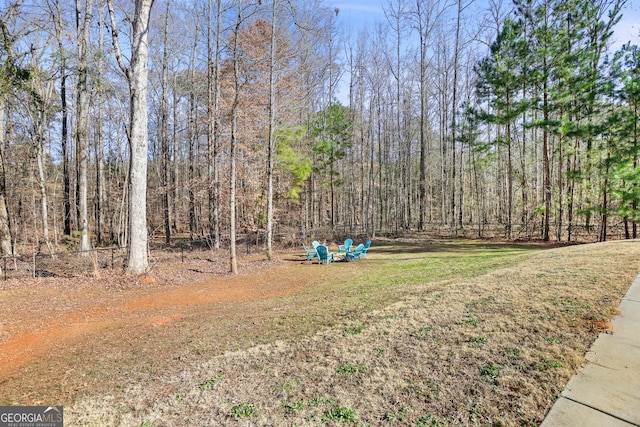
541,273,640,427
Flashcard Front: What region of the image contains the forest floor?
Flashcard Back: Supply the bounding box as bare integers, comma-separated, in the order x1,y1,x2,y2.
0,238,639,426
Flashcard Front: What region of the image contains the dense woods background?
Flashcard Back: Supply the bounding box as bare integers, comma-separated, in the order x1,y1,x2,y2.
0,0,638,273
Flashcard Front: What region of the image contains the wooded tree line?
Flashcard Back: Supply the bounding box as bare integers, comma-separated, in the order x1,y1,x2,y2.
0,0,637,273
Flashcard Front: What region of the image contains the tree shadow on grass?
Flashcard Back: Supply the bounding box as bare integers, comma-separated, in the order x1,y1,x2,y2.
369,239,554,256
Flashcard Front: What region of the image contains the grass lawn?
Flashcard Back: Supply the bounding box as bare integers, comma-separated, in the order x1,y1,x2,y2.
2,238,638,426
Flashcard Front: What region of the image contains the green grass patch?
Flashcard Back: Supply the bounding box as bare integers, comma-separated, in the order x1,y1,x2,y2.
416,414,449,427
199,375,223,390
337,364,367,375
536,359,564,370
343,325,365,335
480,364,501,380
412,326,433,337
506,347,521,356
468,336,487,345
357,241,537,292
463,311,479,326
284,400,306,414
231,402,256,418
553,297,591,314
321,406,358,423
384,406,411,422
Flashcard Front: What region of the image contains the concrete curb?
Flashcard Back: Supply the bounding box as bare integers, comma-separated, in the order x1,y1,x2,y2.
541,273,640,426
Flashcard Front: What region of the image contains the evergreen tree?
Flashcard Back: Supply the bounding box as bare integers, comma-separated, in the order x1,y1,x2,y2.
607,42,640,238
276,126,312,202
311,102,352,226
475,17,529,238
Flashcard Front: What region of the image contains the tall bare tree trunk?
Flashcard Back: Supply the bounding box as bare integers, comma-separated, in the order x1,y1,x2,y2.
542,80,551,242
33,82,53,254
414,0,444,229
108,0,155,274
229,3,243,274
207,0,221,249
0,99,13,255
450,0,465,232
188,89,196,240
76,0,93,253
187,14,200,241
507,132,514,239
327,8,338,227
172,76,179,232
265,0,277,260
387,0,408,229
51,0,72,238
160,0,171,244
95,3,106,245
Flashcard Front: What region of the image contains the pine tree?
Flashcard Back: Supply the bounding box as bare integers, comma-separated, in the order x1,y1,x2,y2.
311,103,352,226
475,17,529,238
607,42,640,238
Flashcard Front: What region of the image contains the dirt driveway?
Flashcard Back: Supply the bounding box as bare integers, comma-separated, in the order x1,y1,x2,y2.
0,251,339,405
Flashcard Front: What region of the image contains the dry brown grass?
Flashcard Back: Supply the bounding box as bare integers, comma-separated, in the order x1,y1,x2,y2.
1,239,639,426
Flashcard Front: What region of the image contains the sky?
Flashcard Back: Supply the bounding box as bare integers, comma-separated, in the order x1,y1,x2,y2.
331,0,640,49
330,0,640,104
614,1,640,49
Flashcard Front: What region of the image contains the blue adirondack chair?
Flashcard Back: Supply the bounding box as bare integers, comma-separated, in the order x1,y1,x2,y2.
316,245,334,264
346,243,365,262
361,240,371,258
338,238,353,255
302,243,317,262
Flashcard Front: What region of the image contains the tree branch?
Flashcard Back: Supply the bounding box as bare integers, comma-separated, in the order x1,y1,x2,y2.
106,0,129,79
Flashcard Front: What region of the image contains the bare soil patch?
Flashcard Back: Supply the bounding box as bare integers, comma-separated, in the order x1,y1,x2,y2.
1,239,638,426
0,251,340,404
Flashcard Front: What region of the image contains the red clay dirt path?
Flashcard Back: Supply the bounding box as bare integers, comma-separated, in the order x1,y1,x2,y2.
0,254,327,382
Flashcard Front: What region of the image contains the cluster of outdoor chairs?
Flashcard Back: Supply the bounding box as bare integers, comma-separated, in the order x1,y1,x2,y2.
302,238,371,264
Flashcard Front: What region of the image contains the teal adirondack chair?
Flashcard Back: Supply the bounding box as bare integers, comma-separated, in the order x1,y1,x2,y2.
338,239,353,255
346,243,365,262
316,245,334,264
302,243,317,262
361,240,371,258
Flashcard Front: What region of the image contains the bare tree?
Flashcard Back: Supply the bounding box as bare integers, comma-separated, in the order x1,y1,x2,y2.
26,52,55,254
187,13,200,242
207,0,222,249
107,0,155,274
385,0,410,229
0,99,12,256
76,0,93,252
229,1,244,274
49,0,73,239
265,0,277,260
94,1,107,245
411,0,448,229
159,0,171,244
